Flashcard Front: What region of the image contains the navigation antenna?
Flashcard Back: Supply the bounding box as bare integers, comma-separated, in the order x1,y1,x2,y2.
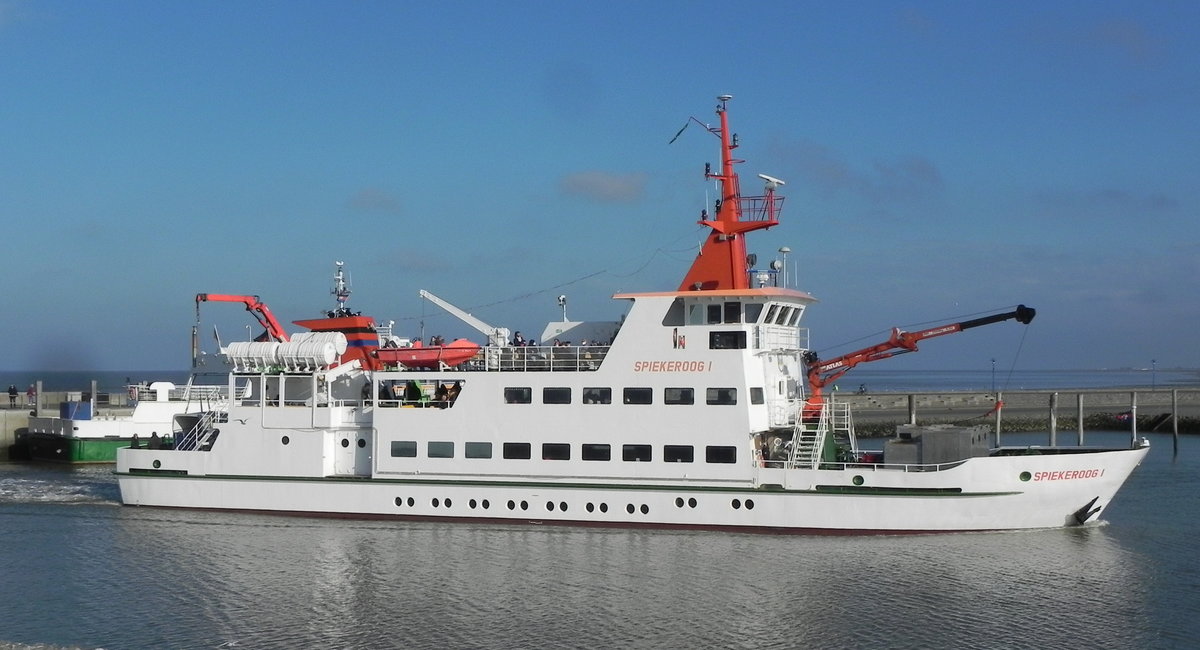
331,261,352,317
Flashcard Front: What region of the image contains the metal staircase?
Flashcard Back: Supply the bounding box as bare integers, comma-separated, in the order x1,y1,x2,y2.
789,400,857,469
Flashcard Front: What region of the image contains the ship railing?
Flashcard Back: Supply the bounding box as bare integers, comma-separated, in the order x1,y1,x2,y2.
472,344,610,372
173,410,224,451
756,325,808,351
739,194,786,222
780,400,857,470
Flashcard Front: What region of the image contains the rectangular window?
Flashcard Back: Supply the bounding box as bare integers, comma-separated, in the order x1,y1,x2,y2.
787,307,802,326
623,444,652,462
503,442,532,459
427,441,454,458
664,387,694,405
543,387,571,404
706,304,722,324
582,444,611,461
542,443,571,460
764,304,779,324
583,387,612,404
709,331,747,349
707,388,737,405
775,306,792,325
504,387,532,404
465,442,492,459
750,387,765,404
723,301,741,323
623,387,653,405
390,440,417,457
664,445,694,463
706,446,738,464
744,303,763,323
687,303,706,325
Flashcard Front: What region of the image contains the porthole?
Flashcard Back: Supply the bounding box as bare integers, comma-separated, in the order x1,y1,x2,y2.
852,475,864,486
745,499,755,510
1020,471,1032,482
152,460,161,469
732,499,742,510
546,501,555,511
445,498,452,508
640,504,648,515
675,497,684,508
482,499,490,509
395,497,403,507
357,438,366,448
507,500,516,510
600,503,608,513
560,502,568,512
586,503,595,513
469,499,478,509
407,497,415,507
281,436,290,445
340,438,350,448
520,500,529,511
626,503,635,514
432,498,440,508
688,497,697,508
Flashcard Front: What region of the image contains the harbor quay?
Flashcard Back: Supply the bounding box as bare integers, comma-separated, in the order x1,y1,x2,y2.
3,387,1198,461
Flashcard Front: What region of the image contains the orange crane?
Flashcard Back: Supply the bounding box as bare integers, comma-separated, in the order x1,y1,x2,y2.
803,305,1036,406
195,293,290,343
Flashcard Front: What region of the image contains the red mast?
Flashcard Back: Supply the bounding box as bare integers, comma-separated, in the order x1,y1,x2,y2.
678,95,782,291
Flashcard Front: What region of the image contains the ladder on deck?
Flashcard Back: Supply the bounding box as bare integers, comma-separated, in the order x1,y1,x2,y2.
789,401,856,469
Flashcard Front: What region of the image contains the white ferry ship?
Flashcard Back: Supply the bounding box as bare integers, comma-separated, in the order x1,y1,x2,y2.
116,96,1148,533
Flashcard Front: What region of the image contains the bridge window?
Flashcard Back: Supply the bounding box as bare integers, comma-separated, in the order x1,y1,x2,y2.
706,446,738,464
428,441,454,458
623,387,653,404
390,441,417,458
504,387,531,404
788,307,803,326
542,443,571,460
543,387,571,404
465,442,492,459
583,387,611,404
775,306,792,325
582,444,611,461
664,388,694,405
503,442,532,459
662,298,685,326
706,304,722,324
744,303,764,323
710,331,747,349
706,388,737,405
724,301,741,323
664,445,694,463
750,387,765,404
764,304,779,323
623,444,652,462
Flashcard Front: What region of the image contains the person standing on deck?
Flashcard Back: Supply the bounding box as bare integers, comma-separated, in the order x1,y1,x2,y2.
7,385,16,408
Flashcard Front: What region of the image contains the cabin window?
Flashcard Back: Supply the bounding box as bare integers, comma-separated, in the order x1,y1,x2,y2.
687,303,706,325
774,306,791,325
465,442,492,459
706,304,722,324
583,387,611,404
664,445,694,463
542,443,571,460
787,307,803,326
664,387,694,405
582,444,611,461
710,331,747,349
543,387,571,404
662,298,685,326
503,442,532,459
623,387,653,405
764,304,779,324
707,388,737,405
390,441,417,458
744,303,764,323
750,387,765,404
723,301,741,323
504,387,532,404
706,446,738,464
622,444,652,462
428,441,454,458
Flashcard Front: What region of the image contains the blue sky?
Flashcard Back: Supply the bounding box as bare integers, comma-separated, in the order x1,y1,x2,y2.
2,1,1197,373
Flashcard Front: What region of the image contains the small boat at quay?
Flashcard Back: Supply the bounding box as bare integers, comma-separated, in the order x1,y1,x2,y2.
116,95,1148,533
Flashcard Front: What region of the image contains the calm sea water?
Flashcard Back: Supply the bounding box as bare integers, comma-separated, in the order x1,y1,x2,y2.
2,368,1196,395
0,430,1197,649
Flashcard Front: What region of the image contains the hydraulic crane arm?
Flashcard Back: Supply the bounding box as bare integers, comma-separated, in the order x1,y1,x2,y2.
195,293,291,342
805,305,1035,400
418,289,510,348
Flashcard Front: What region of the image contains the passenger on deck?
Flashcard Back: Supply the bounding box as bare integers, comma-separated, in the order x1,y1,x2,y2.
513,331,526,346
148,432,162,450
130,434,140,449
433,382,449,408
404,380,424,404
447,380,462,406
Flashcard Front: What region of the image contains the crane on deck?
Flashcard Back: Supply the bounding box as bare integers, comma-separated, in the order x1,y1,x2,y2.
418,290,511,348
195,294,291,343
803,305,1036,406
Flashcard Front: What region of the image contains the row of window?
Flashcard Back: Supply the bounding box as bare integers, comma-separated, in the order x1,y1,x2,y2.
664,299,805,327
389,440,739,464
504,386,765,405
